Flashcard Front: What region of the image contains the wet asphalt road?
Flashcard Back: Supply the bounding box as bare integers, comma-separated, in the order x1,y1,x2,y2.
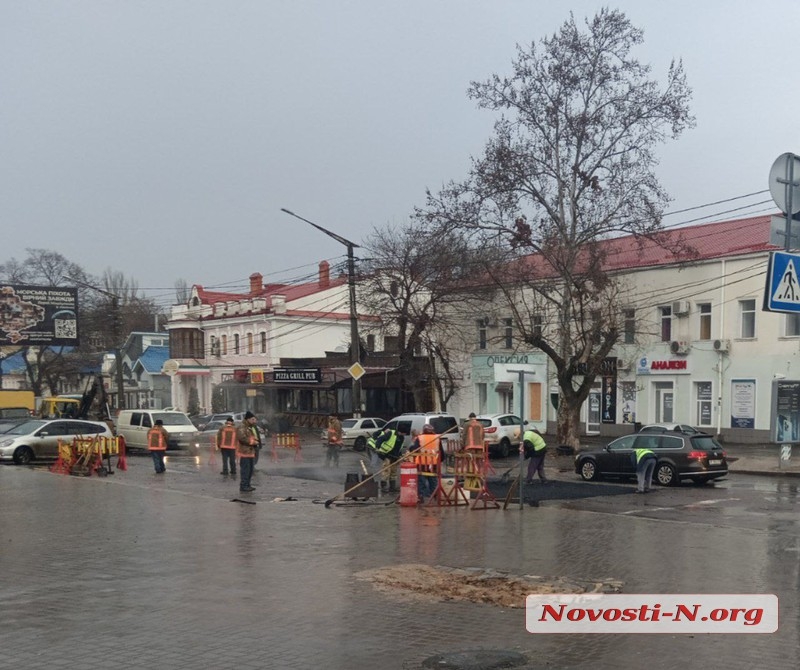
1,447,798,669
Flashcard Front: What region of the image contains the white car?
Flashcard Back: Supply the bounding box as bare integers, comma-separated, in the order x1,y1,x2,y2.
473,413,524,458
320,417,387,451
0,419,114,464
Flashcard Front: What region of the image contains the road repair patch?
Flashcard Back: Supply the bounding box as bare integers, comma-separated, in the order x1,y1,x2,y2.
356,564,623,608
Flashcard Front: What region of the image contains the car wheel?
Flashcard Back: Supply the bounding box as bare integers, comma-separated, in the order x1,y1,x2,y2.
579,459,599,481
353,436,367,452
13,446,34,465
656,463,678,486
497,438,511,459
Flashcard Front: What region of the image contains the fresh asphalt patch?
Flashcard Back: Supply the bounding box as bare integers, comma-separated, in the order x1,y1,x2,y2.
487,478,633,504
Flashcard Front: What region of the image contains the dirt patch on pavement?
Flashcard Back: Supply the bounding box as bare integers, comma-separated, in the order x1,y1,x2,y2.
356,564,623,609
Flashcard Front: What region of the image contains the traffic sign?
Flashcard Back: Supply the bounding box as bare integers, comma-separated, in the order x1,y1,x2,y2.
769,152,800,215
347,362,365,380
765,251,800,313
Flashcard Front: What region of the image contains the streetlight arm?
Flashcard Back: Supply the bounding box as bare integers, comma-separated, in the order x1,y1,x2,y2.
280,209,360,249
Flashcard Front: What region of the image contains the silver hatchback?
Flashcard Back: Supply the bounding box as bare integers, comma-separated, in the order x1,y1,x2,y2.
0,419,114,465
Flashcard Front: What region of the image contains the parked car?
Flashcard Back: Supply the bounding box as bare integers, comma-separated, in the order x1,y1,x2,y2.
319,417,387,451
0,419,114,465
638,423,702,435
471,413,524,458
116,410,200,452
574,431,728,486
190,413,214,430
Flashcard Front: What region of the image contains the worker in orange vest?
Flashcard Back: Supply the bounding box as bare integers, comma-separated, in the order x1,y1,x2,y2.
325,414,343,467
236,412,259,492
147,419,170,474
413,424,441,501
216,416,238,477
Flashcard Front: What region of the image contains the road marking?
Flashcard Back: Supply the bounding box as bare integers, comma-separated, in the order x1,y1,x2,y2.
620,497,741,515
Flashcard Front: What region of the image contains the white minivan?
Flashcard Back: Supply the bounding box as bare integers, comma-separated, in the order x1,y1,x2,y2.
116,410,201,451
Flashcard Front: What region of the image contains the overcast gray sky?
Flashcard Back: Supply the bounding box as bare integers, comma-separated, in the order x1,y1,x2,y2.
2,1,798,310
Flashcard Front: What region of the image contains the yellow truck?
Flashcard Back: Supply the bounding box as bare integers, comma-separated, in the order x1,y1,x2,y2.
0,390,35,420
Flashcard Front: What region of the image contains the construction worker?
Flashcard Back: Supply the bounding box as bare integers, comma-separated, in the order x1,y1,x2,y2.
325,414,343,467
147,419,169,474
236,411,258,492
216,416,237,477
249,411,264,469
462,412,485,450
372,426,404,492
632,447,657,493
523,426,548,484
413,424,441,502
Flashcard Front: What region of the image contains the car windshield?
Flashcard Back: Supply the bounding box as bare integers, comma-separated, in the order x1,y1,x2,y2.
153,413,195,427
341,420,358,429
6,420,48,435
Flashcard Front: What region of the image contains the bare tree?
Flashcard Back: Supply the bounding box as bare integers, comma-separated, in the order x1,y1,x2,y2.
174,278,190,305
420,9,694,447
362,221,496,411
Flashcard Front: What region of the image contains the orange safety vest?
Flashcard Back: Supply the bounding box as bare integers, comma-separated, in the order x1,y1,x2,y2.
147,427,167,451
218,426,237,449
463,421,485,449
414,433,440,475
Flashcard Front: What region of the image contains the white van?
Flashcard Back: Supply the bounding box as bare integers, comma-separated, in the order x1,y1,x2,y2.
383,413,459,443
116,410,201,451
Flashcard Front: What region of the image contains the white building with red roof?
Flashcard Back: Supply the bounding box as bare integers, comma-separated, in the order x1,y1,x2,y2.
165,261,376,415
456,214,797,444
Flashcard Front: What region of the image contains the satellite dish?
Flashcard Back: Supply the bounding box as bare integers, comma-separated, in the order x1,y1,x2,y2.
769,152,800,215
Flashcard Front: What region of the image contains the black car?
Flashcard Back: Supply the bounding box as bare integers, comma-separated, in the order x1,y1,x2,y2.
574,431,728,486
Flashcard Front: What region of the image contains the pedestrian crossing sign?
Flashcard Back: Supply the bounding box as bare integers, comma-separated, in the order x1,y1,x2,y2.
765,251,800,313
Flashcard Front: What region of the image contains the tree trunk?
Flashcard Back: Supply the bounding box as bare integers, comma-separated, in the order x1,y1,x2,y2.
556,398,582,450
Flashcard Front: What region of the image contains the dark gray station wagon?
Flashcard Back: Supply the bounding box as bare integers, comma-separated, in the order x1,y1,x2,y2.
574,431,728,486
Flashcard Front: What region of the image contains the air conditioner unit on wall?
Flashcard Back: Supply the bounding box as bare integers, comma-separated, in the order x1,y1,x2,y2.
670,340,690,355
713,338,730,353
615,358,630,371
672,300,690,316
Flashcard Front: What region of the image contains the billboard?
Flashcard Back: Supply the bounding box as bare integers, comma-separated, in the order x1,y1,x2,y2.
771,379,800,444
0,284,79,346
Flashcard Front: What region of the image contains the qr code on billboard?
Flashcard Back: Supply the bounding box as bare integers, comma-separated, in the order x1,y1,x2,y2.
54,318,77,340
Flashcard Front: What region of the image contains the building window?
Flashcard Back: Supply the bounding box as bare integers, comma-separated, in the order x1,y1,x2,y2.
260,331,267,353
786,313,800,337
531,314,543,339
503,318,513,349
169,328,204,359
660,305,672,342
477,383,487,415
247,332,253,354
739,299,756,339
698,303,711,340
221,334,227,355
695,381,713,427
623,309,635,344
234,333,240,354
477,319,487,350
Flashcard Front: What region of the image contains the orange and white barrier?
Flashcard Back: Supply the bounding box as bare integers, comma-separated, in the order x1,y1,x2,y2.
271,433,303,462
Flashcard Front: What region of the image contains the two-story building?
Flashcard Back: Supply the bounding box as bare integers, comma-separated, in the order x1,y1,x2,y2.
451,214,795,443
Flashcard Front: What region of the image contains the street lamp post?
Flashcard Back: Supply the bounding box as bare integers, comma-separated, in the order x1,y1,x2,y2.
62,276,125,412
280,209,362,418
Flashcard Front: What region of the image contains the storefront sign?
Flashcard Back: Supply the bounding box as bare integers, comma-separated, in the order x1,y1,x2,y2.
731,379,756,429
486,354,529,367
601,375,616,424
273,367,321,383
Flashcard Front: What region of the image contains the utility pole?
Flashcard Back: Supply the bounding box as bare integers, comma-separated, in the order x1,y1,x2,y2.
62,276,125,412
280,208,363,417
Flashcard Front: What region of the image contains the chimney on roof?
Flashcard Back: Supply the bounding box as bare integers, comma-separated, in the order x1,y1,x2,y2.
319,260,330,288
249,272,263,295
